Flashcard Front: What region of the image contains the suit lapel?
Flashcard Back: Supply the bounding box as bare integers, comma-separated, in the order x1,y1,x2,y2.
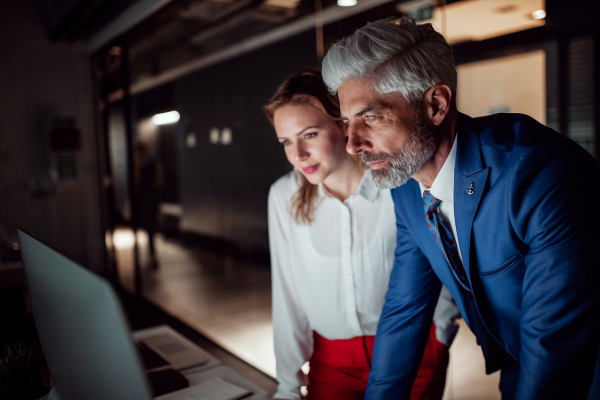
454,113,489,282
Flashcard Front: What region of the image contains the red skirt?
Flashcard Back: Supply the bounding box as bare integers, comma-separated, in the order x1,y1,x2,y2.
306,324,448,400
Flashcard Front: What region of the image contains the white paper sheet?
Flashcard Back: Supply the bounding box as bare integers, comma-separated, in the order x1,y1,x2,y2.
156,377,251,400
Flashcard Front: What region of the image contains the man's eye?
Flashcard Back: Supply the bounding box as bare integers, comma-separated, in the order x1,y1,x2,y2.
368,115,378,121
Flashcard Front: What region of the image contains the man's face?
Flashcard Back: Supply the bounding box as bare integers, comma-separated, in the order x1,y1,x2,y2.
338,78,436,188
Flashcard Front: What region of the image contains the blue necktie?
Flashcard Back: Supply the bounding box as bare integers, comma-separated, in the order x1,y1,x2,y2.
423,190,472,293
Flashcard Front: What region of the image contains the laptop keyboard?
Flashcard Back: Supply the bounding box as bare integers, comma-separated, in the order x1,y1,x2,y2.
136,341,170,370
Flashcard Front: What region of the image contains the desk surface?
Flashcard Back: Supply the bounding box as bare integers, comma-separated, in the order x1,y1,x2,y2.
114,284,278,397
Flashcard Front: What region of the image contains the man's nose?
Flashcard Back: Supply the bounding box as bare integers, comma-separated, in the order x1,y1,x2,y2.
346,124,371,155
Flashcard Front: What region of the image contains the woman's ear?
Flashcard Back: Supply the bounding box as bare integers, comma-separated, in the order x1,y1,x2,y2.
424,84,452,126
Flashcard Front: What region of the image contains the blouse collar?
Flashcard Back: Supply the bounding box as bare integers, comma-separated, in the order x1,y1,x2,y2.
318,169,379,203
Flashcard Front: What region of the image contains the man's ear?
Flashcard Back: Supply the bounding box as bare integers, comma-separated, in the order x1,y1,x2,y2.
424,84,452,126
338,120,349,137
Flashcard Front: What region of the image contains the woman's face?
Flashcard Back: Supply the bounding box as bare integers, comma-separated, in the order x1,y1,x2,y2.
273,104,348,185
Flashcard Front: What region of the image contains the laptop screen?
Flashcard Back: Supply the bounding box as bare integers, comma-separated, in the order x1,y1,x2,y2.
18,229,153,400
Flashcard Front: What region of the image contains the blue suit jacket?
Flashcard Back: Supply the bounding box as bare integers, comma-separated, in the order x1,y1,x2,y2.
365,113,600,400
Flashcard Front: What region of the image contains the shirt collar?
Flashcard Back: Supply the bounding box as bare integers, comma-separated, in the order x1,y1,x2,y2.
318,169,378,203
419,134,458,204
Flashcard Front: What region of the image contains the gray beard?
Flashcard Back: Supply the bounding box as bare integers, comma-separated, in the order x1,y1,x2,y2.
362,109,436,189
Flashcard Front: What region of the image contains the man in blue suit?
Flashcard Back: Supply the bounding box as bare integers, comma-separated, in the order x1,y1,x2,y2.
322,17,600,400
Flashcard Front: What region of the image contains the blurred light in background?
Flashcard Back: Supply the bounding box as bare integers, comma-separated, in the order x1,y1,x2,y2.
264,0,299,8
531,9,546,19
151,111,180,125
186,133,197,148
113,229,149,249
209,127,220,144
109,46,122,56
221,128,232,145
417,0,545,45
105,231,114,251
113,229,135,248
337,0,357,7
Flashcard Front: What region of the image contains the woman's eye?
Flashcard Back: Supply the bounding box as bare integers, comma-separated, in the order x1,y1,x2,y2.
280,140,291,146
305,132,317,139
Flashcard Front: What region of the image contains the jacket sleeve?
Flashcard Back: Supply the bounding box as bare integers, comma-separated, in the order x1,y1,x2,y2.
365,188,442,400
268,186,311,400
510,135,600,399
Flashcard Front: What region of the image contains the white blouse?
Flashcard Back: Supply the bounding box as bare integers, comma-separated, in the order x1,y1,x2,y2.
268,170,459,400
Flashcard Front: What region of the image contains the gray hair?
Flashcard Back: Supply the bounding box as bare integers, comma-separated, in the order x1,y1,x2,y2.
322,17,457,106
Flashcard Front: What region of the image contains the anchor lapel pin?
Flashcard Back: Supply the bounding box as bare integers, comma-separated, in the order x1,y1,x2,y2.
464,181,475,195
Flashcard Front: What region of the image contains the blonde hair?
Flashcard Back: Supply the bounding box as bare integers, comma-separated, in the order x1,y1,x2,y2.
265,68,342,224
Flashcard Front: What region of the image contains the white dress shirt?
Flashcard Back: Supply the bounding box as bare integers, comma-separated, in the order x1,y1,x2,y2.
419,135,463,263
269,169,460,400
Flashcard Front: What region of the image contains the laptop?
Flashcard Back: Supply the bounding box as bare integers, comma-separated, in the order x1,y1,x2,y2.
18,229,251,400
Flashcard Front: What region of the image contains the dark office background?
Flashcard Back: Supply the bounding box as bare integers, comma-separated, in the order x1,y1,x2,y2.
0,0,596,276
1,0,600,396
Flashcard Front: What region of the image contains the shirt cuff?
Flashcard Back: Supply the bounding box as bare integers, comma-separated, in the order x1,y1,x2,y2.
435,320,459,347
273,384,302,400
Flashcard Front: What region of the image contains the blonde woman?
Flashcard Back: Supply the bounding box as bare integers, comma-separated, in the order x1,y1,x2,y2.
265,69,459,400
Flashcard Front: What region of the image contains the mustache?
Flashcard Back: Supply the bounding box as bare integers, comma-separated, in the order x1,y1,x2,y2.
360,151,395,163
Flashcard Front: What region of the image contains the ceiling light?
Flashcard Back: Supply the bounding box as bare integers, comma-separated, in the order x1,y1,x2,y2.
337,0,357,7
265,0,299,8
151,111,180,125
531,9,546,20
